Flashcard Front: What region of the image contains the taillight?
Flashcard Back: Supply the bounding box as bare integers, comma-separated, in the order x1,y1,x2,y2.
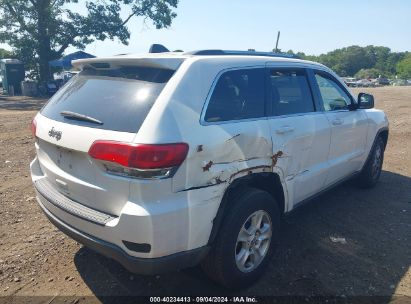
31,118,37,138
88,141,189,178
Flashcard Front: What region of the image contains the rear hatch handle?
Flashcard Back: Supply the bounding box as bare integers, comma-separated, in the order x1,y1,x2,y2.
60,111,103,125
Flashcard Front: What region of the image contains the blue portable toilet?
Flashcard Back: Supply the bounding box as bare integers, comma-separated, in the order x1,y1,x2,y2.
1,59,25,95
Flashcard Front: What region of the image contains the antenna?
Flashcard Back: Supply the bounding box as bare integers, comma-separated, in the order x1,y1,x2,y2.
275,31,281,52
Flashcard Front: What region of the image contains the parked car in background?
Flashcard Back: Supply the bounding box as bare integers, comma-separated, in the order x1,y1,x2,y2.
53,71,80,89
62,71,79,83
38,80,58,96
355,79,374,87
30,49,389,289
376,77,390,86
342,77,358,87
391,79,407,86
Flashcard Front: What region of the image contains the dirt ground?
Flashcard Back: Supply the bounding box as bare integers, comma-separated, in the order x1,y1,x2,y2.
0,87,410,301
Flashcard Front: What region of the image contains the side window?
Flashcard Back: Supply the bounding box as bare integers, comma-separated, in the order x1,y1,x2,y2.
204,68,265,122
269,69,315,116
314,73,352,111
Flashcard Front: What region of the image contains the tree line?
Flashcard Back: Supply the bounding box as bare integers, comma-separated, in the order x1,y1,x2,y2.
2,42,410,81
284,45,411,79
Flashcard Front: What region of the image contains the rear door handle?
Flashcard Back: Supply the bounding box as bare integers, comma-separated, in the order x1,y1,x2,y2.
276,126,295,134
332,118,344,126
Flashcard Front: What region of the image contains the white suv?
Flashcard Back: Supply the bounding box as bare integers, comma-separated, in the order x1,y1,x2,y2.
30,49,389,289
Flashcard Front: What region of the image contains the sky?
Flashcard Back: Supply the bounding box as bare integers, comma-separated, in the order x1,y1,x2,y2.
3,0,411,57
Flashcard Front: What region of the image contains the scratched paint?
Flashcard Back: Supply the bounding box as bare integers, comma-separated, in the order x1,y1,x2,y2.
271,151,284,167
202,160,214,172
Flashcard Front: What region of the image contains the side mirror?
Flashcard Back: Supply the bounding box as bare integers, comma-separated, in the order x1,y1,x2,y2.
358,93,374,109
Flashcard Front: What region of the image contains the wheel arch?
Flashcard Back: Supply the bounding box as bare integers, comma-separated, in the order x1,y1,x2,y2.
207,172,285,245
379,128,389,150
362,126,389,172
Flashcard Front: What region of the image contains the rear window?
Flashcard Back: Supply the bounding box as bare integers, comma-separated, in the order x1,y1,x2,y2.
41,66,175,133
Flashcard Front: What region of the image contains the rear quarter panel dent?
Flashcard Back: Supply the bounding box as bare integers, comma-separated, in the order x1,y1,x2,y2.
173,124,273,193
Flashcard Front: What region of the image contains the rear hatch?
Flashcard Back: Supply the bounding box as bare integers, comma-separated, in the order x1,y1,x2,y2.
34,57,183,216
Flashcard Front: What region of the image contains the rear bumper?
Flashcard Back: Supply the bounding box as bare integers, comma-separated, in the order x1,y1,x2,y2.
30,154,222,272
38,197,209,275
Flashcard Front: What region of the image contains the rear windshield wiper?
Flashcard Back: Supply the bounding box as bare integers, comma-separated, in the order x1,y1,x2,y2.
60,111,103,125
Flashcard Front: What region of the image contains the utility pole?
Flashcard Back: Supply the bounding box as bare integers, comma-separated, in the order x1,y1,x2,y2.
275,31,281,53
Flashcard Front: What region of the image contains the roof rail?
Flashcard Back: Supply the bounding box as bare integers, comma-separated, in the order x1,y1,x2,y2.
185,49,300,59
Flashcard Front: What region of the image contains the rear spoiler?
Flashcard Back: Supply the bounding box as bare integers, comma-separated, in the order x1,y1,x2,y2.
72,56,185,71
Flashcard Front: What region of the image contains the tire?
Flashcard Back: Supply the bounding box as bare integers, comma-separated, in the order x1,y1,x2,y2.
201,187,280,289
358,136,385,188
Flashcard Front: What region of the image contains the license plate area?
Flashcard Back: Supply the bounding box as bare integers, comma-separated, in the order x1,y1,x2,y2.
55,146,73,172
